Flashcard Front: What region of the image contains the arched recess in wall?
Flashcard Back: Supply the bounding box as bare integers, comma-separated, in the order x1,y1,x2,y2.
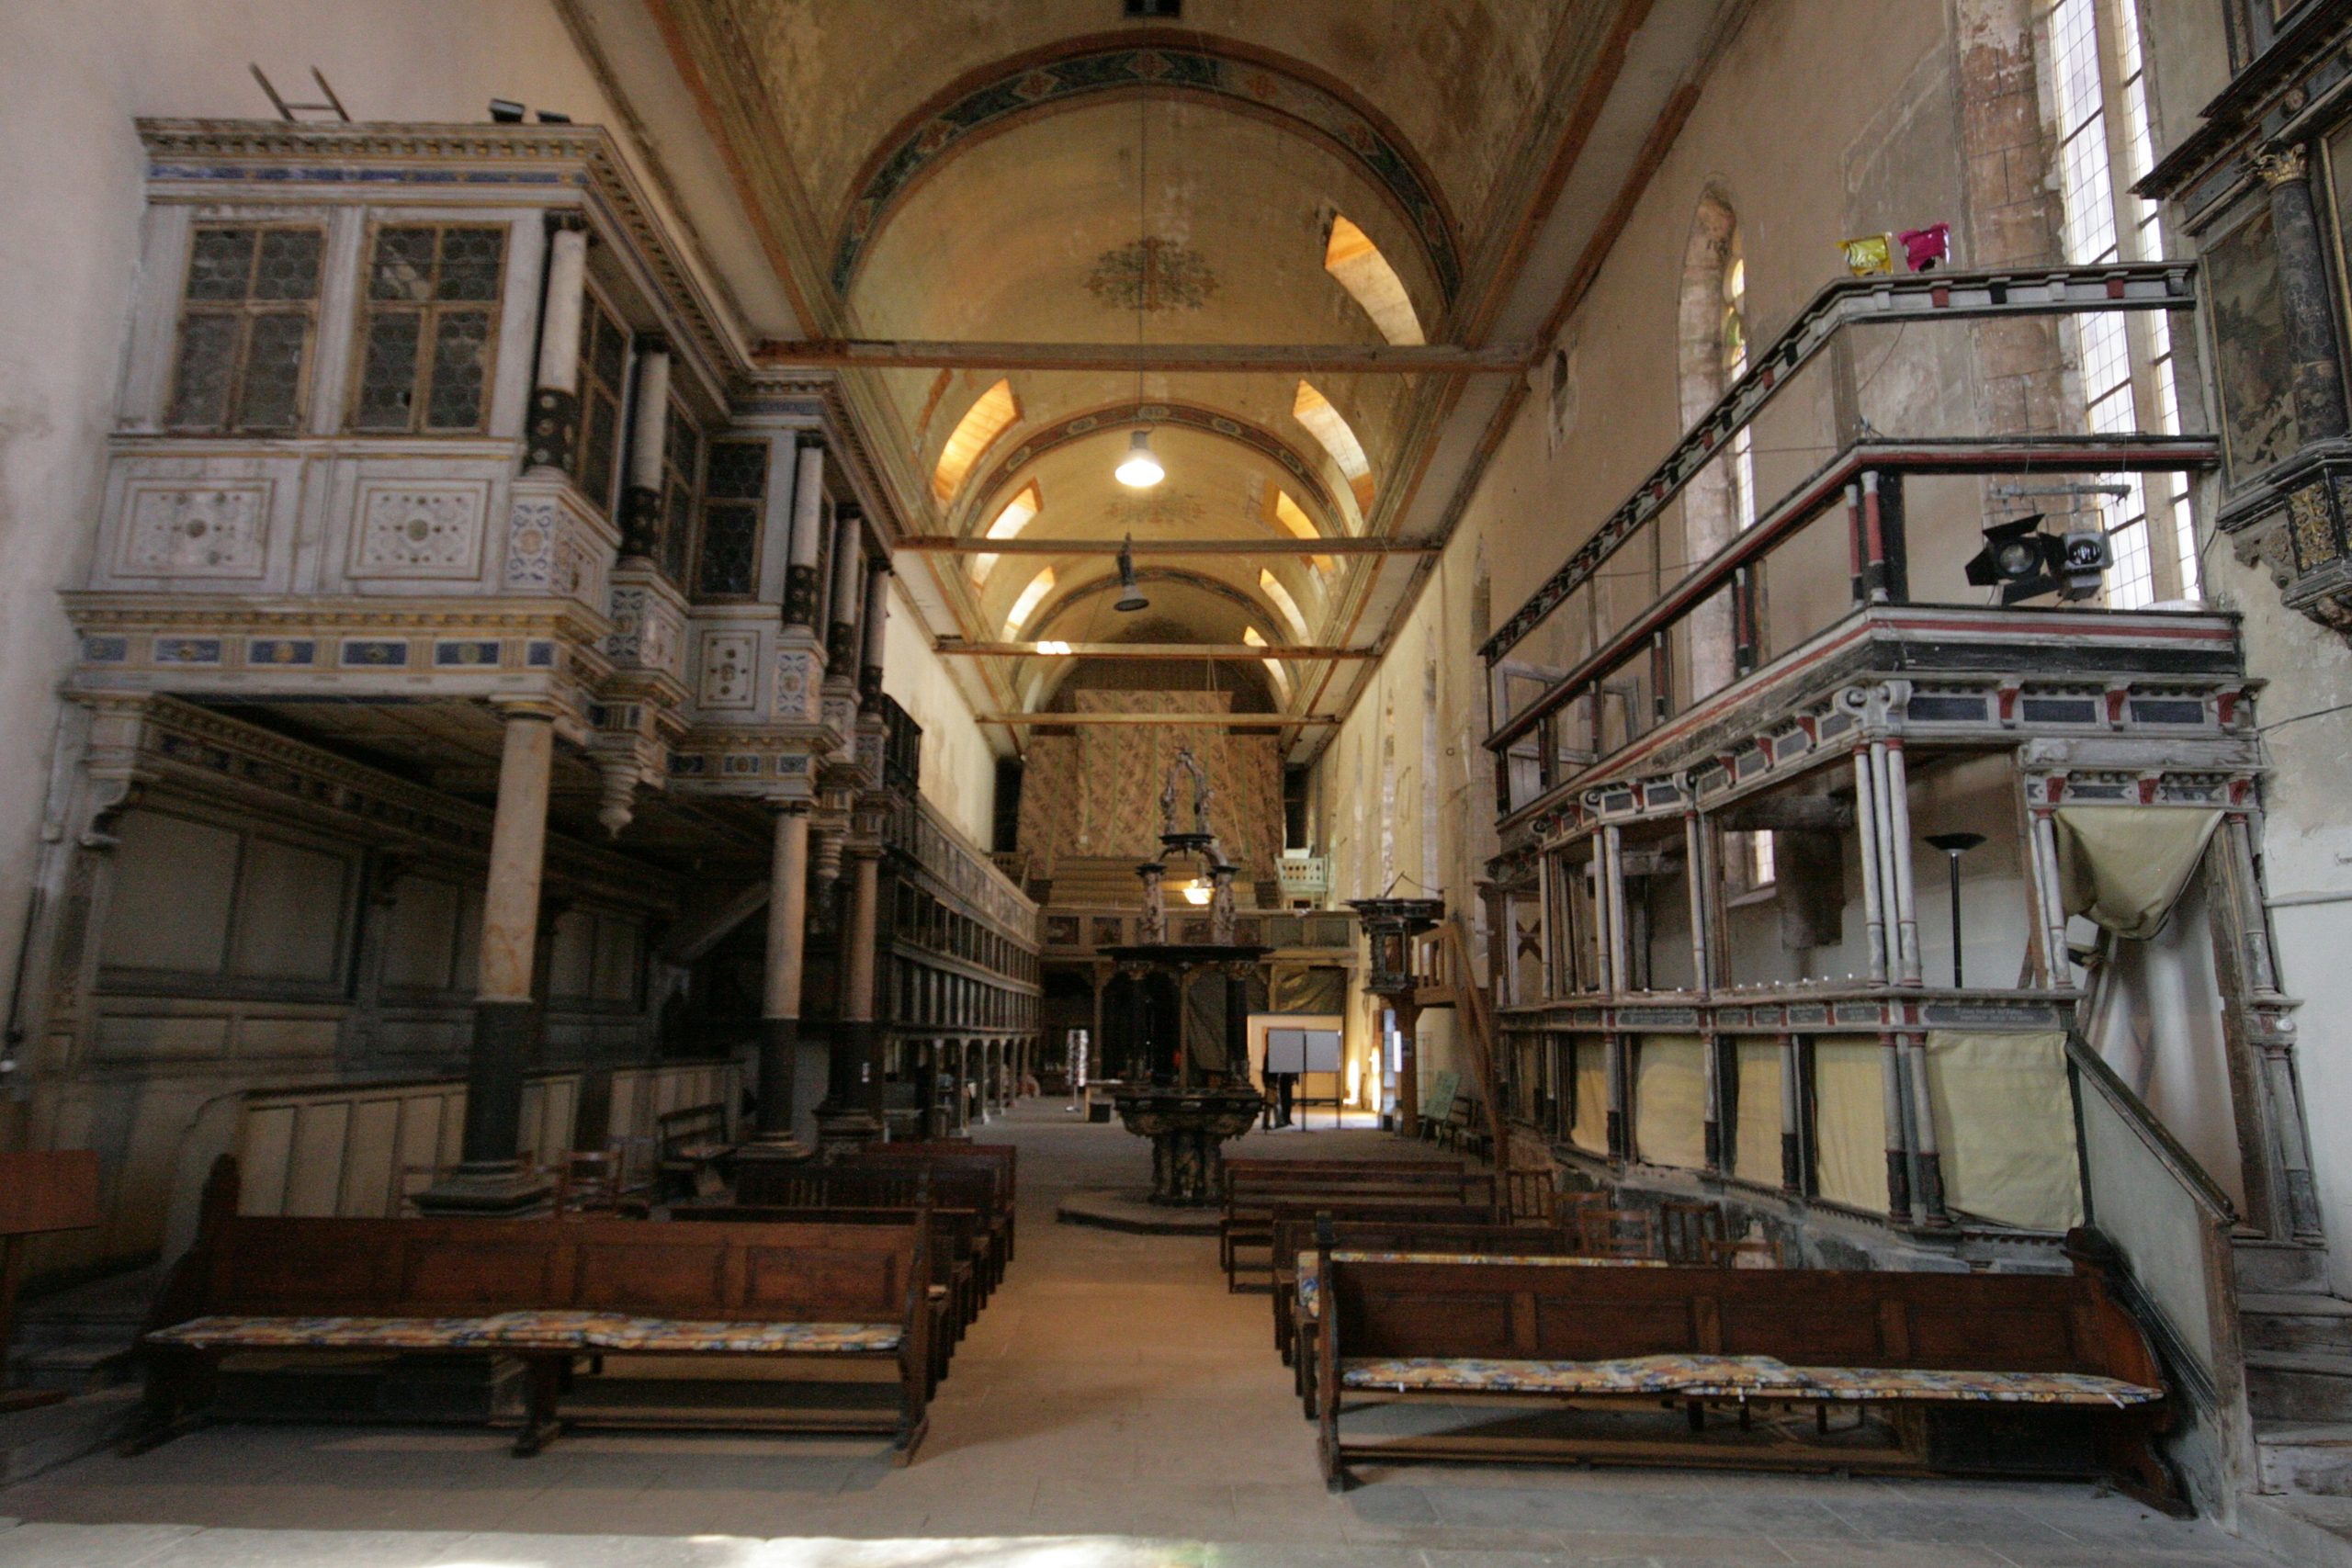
1676,186,1746,700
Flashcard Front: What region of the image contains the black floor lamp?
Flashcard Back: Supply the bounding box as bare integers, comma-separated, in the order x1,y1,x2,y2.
1924,832,1986,987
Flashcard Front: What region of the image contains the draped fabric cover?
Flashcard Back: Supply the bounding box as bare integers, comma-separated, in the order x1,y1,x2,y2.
1732,1040,1784,1185
1811,1041,1887,1212
1570,1038,1609,1152
2053,807,2222,940
1013,690,1284,880
1924,1029,2083,1231
1634,1034,1707,1169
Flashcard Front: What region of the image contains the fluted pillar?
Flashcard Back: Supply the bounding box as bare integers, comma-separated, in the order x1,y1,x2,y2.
526,216,589,478
828,506,865,673
618,333,670,561
786,439,825,627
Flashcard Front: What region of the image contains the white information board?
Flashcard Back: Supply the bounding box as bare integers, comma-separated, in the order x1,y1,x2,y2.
1265,1027,1342,1074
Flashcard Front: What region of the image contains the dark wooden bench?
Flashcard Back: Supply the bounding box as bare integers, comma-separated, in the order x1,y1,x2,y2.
654,1102,734,1201
1267,1212,1579,1375
736,1162,1005,1292
673,1203,982,1393
856,1144,1017,1267
1308,1244,2178,1508
132,1201,932,1461
1219,1160,1497,1290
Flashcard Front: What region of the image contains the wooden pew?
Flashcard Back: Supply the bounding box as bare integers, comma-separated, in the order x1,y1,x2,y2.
1220,1161,1498,1290
1309,1246,2179,1509
735,1162,1005,1292
132,1204,932,1461
1266,1212,1577,1374
673,1202,981,1393
855,1145,1017,1268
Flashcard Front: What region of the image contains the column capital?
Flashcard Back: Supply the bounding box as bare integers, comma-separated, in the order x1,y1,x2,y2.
767,797,814,818
489,696,564,725
2256,144,2311,187
632,329,671,356
546,209,591,235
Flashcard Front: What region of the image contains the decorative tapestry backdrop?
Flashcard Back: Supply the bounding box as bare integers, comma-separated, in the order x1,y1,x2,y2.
1015,691,1283,882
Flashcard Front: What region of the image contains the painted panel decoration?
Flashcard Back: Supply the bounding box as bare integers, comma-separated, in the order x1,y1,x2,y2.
2204,202,2300,483
120,482,269,578
351,483,487,578
700,631,756,708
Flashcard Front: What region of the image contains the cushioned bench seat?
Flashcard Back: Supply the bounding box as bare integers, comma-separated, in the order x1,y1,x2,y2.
1338,1352,2163,1406
145,1311,905,1356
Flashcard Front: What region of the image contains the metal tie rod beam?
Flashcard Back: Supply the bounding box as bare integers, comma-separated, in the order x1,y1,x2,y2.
977,713,1340,727
897,536,1435,556
937,641,1376,660
751,340,1529,374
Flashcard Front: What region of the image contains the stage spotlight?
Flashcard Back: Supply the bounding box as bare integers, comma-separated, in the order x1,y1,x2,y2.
1963,513,2109,604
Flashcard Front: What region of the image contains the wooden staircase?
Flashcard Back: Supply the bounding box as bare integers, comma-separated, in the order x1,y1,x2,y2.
1408,916,1509,1167
2235,1238,2352,1564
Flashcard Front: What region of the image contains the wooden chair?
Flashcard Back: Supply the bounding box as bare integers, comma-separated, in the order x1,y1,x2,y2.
1657,1200,1725,1264
1575,1205,1657,1258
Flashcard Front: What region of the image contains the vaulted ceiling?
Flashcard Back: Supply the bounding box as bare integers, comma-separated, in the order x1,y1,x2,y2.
575,0,1743,758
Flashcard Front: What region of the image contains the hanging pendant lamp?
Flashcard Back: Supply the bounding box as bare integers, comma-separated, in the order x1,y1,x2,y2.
1114,535,1150,613
1114,427,1164,489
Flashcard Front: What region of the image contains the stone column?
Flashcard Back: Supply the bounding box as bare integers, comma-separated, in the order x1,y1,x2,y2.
860,561,891,705
786,439,825,627
828,506,865,673
618,333,670,561
2258,146,2351,443
748,802,812,1156
526,216,589,478
424,703,559,1212
818,839,884,1151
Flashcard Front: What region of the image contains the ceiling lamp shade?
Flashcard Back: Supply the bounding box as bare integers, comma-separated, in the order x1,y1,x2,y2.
1114,535,1149,613
1114,427,1164,488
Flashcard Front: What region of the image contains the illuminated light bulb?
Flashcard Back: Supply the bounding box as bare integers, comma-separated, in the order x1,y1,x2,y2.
1114,428,1164,488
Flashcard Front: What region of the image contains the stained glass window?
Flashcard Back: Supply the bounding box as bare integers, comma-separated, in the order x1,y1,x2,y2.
695,439,768,599
166,226,323,432
575,295,629,513
659,401,700,584
353,224,506,434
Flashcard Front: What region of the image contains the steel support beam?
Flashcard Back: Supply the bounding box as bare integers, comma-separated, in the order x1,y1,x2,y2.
752,340,1529,374
896,536,1436,557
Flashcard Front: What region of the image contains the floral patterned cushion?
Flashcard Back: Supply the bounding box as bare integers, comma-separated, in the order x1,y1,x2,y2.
1341,1353,1798,1396
1336,1353,2162,1405
147,1311,903,1357
1295,1251,1668,1318
1781,1366,2161,1406
144,1315,506,1350
539,1315,903,1354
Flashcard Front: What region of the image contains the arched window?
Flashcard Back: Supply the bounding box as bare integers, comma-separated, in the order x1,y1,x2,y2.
1323,214,1424,345
970,481,1040,585
933,378,1019,502
1678,188,1771,889
1293,380,1374,509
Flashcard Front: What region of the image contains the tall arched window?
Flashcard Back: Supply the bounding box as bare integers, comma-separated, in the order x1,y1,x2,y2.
1678,188,1771,889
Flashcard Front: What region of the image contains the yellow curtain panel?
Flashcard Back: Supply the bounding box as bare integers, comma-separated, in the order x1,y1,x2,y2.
1570,1038,1609,1153
1733,1040,1784,1185
2053,806,2222,941
1634,1034,1708,1169
1812,1040,1888,1212
1925,1030,2083,1231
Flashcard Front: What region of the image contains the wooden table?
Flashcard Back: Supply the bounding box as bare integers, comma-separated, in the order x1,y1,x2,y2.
0,1149,101,1413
